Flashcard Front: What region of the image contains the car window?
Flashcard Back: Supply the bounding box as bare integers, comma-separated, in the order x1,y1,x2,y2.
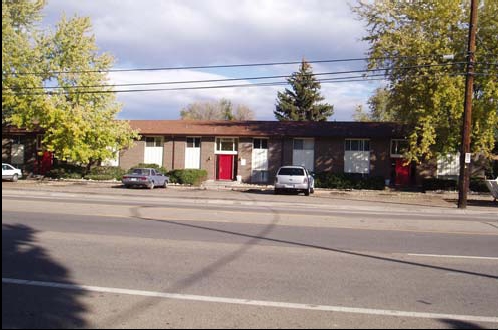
131,169,144,175
278,168,305,176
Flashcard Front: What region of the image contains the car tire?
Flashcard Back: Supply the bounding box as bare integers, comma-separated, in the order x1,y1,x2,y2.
305,187,310,196
162,181,168,188
149,181,155,189
11,174,18,182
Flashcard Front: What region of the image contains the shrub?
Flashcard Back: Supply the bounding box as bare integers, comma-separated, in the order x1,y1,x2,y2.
84,166,126,181
167,169,208,186
314,172,385,190
45,163,85,179
422,177,488,192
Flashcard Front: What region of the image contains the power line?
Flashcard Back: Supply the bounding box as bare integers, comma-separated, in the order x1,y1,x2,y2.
4,62,467,93
8,53,475,76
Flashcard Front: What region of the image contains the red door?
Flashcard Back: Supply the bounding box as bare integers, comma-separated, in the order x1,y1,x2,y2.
395,158,411,186
218,155,234,180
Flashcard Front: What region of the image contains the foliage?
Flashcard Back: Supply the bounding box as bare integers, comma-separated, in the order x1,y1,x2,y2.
85,166,125,181
45,163,85,179
274,60,334,121
422,177,489,192
167,169,208,186
352,1,498,162
352,105,371,122
314,172,385,190
2,1,138,169
180,98,255,120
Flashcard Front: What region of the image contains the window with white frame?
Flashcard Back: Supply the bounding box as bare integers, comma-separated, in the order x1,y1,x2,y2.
215,137,238,154
390,139,408,158
145,136,163,147
344,139,370,174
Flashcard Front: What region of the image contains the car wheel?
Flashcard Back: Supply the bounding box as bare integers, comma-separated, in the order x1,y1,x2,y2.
149,181,155,189
11,174,18,182
305,187,310,196
162,180,168,188
311,187,315,194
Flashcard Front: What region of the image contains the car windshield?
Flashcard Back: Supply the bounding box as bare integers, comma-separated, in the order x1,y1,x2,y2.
278,168,305,176
130,168,150,175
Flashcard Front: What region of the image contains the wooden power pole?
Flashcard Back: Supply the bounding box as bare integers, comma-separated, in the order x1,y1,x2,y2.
458,0,478,209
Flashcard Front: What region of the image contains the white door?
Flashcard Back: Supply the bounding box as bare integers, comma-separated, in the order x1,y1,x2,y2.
344,139,370,174
252,139,268,182
144,137,163,166
11,144,24,165
185,137,201,169
344,151,370,174
293,138,314,171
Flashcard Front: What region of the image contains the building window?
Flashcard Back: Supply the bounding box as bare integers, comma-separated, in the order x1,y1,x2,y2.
145,137,163,147
253,138,268,149
216,137,237,153
345,139,370,152
187,137,201,148
390,139,408,157
36,134,44,150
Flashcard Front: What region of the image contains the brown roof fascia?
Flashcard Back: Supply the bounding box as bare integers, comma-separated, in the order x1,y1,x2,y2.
127,120,408,139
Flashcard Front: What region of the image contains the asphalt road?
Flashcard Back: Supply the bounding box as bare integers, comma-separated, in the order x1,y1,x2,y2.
2,186,498,329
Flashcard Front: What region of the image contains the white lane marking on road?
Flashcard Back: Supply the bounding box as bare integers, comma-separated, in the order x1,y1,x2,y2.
3,277,498,324
407,253,498,260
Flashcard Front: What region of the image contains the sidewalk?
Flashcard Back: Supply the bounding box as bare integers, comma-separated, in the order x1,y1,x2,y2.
3,178,497,212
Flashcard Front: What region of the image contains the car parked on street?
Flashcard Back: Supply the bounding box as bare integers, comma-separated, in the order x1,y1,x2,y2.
274,165,314,196
2,163,22,182
122,168,169,189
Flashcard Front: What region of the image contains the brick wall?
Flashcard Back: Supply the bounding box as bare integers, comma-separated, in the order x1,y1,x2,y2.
119,140,144,170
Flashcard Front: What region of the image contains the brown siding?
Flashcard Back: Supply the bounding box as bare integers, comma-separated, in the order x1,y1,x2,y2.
268,138,283,183
200,137,215,180
315,138,343,173
238,138,253,183
163,137,173,170
370,138,391,178
119,140,144,170
282,138,293,166
173,137,186,170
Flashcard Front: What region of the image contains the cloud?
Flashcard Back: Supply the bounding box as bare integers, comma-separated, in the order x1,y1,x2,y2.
41,0,379,121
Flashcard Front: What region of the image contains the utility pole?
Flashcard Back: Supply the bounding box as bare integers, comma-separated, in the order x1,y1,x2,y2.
458,0,478,209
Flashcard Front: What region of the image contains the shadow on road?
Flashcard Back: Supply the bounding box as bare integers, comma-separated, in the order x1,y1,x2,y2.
439,318,486,329
101,203,497,326
2,224,88,329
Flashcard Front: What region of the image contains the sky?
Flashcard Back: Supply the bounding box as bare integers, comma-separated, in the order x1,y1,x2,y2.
40,0,384,121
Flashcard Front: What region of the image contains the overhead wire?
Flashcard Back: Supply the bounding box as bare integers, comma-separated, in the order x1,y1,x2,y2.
4,61,471,95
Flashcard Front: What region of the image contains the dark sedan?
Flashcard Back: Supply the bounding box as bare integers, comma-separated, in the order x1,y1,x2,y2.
122,168,169,189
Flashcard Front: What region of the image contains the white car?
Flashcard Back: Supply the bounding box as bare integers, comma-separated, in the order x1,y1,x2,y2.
2,163,22,182
274,165,315,196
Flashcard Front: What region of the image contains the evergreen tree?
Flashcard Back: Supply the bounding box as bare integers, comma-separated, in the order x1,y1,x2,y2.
274,60,333,121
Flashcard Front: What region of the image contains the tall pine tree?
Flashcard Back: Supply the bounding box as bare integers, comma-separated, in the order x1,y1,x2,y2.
274,60,333,121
